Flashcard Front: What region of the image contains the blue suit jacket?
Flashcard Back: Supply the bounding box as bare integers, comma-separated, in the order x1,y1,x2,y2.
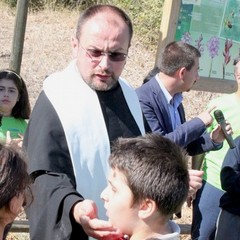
136,76,218,156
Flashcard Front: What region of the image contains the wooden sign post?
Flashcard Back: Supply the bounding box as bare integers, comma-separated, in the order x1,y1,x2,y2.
9,0,29,74
155,0,181,67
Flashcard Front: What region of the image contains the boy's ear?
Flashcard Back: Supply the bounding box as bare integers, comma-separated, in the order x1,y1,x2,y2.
138,198,156,219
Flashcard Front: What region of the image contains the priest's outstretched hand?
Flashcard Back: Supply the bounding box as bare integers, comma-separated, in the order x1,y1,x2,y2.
72,199,122,239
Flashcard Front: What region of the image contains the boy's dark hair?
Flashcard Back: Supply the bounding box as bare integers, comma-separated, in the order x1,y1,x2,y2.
109,133,189,216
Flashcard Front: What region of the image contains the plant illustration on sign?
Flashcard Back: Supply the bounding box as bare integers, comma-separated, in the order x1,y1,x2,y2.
223,39,233,79
195,34,204,54
181,32,192,44
206,36,220,77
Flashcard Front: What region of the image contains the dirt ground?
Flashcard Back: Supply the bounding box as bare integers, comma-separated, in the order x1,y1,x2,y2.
0,2,222,240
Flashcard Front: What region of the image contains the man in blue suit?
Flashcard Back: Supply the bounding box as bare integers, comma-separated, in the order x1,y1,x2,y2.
136,41,234,209
136,41,229,157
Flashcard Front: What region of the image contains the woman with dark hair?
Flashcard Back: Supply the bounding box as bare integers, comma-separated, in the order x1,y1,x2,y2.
0,143,31,239
0,69,31,147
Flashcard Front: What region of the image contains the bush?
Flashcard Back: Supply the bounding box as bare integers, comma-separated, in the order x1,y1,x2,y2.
1,0,164,48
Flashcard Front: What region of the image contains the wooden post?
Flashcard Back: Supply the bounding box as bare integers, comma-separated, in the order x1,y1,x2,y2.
155,0,181,67
9,0,29,74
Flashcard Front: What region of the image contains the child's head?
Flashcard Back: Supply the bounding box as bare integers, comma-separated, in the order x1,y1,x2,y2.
0,70,30,119
0,143,31,225
101,134,189,236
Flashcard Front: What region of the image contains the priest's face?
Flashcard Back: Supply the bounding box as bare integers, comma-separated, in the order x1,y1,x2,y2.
72,11,130,91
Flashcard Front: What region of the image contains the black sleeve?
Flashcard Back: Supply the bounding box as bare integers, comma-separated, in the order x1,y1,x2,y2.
143,113,152,133
220,137,240,198
186,132,222,156
221,166,240,196
23,91,88,240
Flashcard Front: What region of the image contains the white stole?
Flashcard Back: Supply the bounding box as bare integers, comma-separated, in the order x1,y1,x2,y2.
44,59,145,220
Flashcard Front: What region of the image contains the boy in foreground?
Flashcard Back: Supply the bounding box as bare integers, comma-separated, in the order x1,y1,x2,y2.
101,134,189,240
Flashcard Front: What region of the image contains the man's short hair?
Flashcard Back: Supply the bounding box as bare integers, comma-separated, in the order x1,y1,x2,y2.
159,41,201,76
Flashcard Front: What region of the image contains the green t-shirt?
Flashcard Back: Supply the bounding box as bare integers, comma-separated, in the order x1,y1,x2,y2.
0,116,28,142
203,94,240,190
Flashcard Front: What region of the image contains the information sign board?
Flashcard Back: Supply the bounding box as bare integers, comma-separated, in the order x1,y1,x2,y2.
175,0,239,92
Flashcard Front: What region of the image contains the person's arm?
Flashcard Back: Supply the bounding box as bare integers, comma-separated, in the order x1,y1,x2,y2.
185,107,231,155
188,169,204,195
138,94,206,148
24,91,87,240
186,131,223,156
221,166,240,196
140,99,221,155
24,92,123,240
136,83,221,154
28,173,87,239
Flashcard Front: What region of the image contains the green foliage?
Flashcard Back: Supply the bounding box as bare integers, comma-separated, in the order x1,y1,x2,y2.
77,0,164,48
1,0,164,48
3,0,16,7
105,0,163,49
